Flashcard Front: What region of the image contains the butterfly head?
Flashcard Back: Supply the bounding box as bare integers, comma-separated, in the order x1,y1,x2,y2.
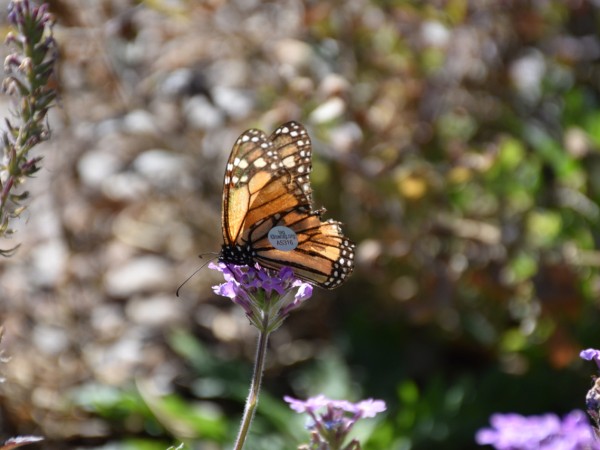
219,243,256,266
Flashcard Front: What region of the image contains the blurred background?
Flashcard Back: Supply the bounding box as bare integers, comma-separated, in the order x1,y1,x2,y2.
1,0,600,448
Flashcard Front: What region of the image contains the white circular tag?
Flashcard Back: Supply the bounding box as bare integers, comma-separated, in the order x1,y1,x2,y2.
268,226,298,251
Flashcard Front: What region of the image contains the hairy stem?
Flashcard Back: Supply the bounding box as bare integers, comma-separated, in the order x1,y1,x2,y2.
233,327,271,450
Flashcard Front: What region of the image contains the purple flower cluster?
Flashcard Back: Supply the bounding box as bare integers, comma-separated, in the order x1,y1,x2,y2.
285,394,386,449
581,348,600,438
475,410,599,450
210,262,313,332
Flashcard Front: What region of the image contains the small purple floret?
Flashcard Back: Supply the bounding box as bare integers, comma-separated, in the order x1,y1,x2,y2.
581,348,600,362
581,348,600,372
284,394,386,448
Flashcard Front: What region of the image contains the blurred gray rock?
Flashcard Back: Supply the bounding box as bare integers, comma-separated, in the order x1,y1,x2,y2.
105,256,172,297
77,151,123,189
123,109,158,135
133,149,190,190
126,294,183,326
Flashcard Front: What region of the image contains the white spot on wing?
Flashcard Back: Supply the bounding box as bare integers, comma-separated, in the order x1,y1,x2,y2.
283,156,295,168
254,158,267,168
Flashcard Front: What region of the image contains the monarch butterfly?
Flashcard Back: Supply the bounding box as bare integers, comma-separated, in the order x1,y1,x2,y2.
219,121,354,289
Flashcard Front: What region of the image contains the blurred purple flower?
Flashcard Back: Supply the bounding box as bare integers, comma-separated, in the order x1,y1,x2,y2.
581,348,600,438
585,378,600,437
285,394,386,449
210,262,313,332
581,349,600,371
356,398,387,418
1,435,44,450
475,410,599,450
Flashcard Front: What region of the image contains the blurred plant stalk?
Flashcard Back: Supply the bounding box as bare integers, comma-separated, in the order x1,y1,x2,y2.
0,0,57,256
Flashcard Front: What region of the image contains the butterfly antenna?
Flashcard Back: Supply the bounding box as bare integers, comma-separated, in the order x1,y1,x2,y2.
176,253,219,297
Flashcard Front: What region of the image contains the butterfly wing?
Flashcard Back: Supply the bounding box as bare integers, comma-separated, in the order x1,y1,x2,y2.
259,121,353,288
222,128,295,246
221,122,354,288
249,208,355,288
269,121,313,207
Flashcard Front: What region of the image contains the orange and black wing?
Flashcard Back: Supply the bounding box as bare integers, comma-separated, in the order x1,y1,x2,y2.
249,208,354,289
222,128,297,246
220,121,355,289
269,121,313,207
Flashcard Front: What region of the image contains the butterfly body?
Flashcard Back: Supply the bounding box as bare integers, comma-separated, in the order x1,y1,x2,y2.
219,121,354,289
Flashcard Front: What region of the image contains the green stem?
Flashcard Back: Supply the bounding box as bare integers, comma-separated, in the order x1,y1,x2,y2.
233,326,271,450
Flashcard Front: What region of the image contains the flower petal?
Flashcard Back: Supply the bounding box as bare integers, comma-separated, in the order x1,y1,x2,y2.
356,399,387,418
581,348,600,361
